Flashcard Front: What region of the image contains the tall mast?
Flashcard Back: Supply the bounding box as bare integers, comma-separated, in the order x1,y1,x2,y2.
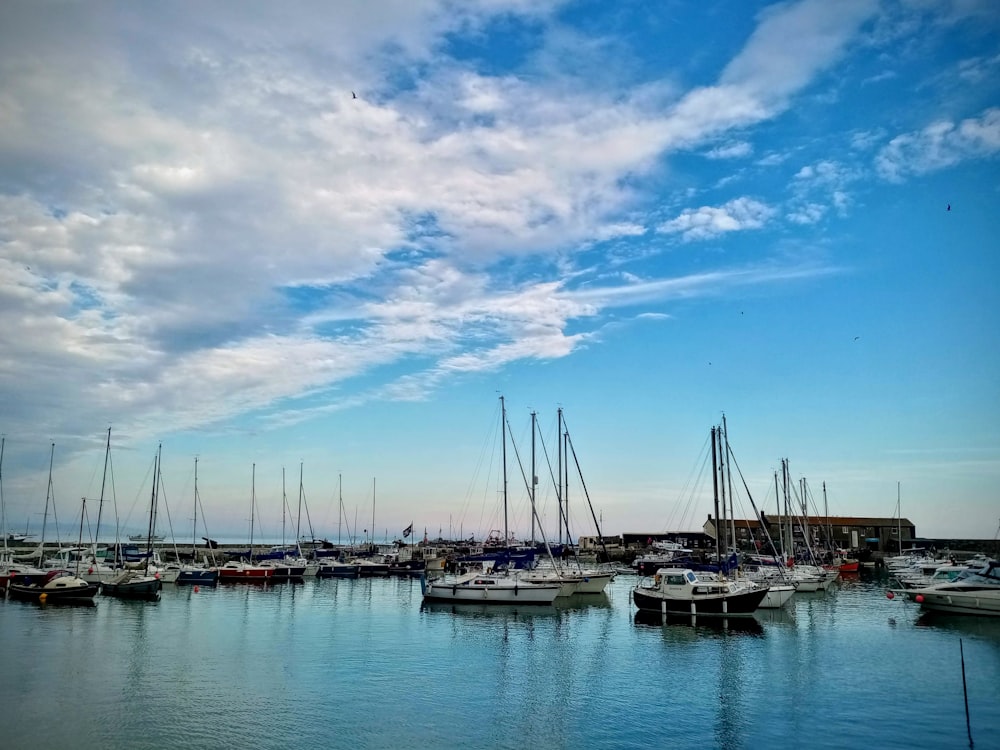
337,473,343,547
94,427,111,554
281,467,287,549
500,395,508,549
710,427,722,570
249,463,256,562
76,496,86,576
192,457,199,559
371,477,376,552
144,445,160,575
556,407,563,546
718,424,729,556
822,481,830,553
40,442,55,557
774,470,783,559
0,437,6,555
296,463,304,556
563,428,569,546
530,410,537,547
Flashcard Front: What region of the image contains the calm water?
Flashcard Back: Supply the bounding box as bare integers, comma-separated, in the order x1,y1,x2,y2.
2,572,998,749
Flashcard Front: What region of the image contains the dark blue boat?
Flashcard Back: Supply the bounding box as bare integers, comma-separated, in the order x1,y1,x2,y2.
176,567,220,586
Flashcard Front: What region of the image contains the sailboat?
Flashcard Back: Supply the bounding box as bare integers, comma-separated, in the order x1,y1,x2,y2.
348,478,390,576
518,408,616,596
102,444,164,601
8,454,99,604
219,464,273,581
421,396,561,605
175,457,219,585
313,473,361,578
256,467,307,580
632,426,767,618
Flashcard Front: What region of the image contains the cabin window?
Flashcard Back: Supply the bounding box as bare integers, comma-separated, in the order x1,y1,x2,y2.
685,572,698,584
667,575,686,585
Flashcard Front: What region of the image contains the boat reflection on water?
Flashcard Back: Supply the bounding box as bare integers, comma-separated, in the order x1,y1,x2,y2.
753,606,797,628
420,591,612,619
420,600,558,619
633,609,764,636
914,612,1000,639
554,592,612,611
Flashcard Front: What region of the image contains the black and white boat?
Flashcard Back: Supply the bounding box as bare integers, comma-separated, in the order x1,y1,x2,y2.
633,424,768,619
633,567,768,617
103,444,164,602
8,569,99,604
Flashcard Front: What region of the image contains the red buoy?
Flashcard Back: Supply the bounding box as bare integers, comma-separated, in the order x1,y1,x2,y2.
886,591,895,599
193,585,200,593
915,594,924,603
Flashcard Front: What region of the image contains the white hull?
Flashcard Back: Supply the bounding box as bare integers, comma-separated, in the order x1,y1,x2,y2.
422,572,560,604
518,568,615,596
758,584,796,608
567,571,616,594
895,559,1000,617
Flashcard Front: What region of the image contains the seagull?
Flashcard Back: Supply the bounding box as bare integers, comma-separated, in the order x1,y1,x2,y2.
352,91,357,99
947,204,951,211
854,336,860,341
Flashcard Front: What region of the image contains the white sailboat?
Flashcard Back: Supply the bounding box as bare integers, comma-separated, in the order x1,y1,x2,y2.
422,397,560,605
102,444,164,600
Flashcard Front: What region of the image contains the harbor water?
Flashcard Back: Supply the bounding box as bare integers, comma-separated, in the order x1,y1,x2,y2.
2,572,998,749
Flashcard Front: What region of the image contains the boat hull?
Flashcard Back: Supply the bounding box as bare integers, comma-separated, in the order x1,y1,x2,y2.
902,589,1000,616
422,575,561,605
102,576,162,601
219,565,273,581
316,563,361,578
570,571,616,595
633,585,768,617
176,569,220,585
8,576,100,604
758,584,796,608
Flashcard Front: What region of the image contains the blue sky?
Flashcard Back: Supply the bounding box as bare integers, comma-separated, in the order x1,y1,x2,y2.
0,0,998,545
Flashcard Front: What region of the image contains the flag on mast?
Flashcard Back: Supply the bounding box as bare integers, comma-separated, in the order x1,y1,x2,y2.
403,523,413,537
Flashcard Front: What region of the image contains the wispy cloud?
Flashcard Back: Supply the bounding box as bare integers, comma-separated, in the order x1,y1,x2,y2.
705,141,753,160
875,107,1000,181
0,0,889,467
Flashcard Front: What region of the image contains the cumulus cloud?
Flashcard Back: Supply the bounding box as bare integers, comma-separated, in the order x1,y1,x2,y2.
656,198,776,241
0,0,877,469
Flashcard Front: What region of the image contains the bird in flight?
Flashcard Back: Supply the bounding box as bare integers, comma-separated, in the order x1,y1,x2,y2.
352,91,357,99
947,204,951,211
854,336,860,341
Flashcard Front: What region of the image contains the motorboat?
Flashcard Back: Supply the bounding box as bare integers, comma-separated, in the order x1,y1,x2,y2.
633,567,768,617
893,559,1000,616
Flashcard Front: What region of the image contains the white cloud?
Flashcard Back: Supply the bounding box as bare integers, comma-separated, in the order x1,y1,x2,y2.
0,0,876,466
656,198,776,241
875,108,1000,181
705,141,753,160
787,203,827,225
